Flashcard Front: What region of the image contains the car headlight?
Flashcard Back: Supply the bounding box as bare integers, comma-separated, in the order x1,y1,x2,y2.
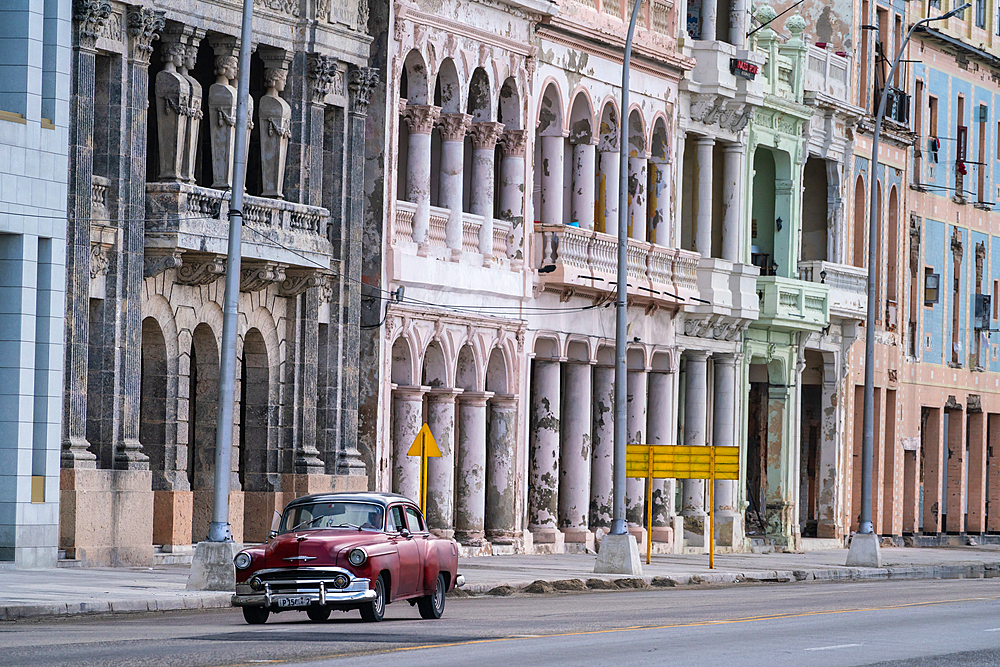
234,552,252,570
347,548,367,566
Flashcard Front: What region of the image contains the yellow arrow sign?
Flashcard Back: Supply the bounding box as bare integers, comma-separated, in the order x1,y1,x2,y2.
407,423,442,457
407,424,441,516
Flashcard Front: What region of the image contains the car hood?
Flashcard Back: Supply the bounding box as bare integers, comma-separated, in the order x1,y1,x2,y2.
263,529,392,569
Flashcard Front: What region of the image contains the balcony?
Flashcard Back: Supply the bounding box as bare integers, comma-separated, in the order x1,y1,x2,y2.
756,275,830,332
798,261,867,321
687,258,760,323
685,41,765,110
393,200,513,269
803,44,849,101
144,182,332,270
533,223,699,307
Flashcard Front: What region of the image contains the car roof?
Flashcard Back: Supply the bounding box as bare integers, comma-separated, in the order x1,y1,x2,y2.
284,491,415,510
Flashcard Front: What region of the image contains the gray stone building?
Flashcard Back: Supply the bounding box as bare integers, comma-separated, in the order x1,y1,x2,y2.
60,0,378,565
0,0,73,567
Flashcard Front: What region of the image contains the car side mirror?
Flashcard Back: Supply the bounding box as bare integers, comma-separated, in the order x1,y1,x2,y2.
399,528,411,538
268,530,278,541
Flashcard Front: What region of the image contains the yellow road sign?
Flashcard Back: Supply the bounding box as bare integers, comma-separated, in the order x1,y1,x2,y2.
407,424,441,515
625,444,740,569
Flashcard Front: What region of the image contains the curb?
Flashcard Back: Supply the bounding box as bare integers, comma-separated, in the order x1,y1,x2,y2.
0,593,232,622
459,561,1000,596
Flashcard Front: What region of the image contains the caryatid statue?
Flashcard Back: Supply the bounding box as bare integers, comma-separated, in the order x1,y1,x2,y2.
259,63,292,199
208,50,252,189
179,36,204,183
155,40,190,181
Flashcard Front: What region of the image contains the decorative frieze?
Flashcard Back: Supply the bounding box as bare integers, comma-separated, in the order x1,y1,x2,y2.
90,244,110,279
254,0,300,17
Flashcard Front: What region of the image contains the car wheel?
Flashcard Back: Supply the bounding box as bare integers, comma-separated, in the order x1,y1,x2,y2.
242,606,270,625
417,573,446,620
307,607,331,622
360,573,386,622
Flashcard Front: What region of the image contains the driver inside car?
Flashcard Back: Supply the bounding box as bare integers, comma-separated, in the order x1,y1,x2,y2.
362,510,382,530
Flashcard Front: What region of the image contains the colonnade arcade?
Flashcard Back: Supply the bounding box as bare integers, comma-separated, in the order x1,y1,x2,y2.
386,313,522,550
525,335,743,552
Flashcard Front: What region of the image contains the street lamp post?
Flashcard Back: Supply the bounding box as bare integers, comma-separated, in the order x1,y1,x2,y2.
847,2,970,567
594,0,645,575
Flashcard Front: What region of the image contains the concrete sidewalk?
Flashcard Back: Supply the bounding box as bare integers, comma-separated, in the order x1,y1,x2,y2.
1,545,999,622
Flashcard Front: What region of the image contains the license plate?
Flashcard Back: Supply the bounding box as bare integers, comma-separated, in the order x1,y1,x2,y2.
276,596,311,608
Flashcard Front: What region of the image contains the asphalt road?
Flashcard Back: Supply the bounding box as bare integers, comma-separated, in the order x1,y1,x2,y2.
2,578,999,667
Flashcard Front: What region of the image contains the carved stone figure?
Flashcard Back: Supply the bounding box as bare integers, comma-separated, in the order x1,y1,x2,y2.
259,62,292,198
180,36,204,183
208,47,252,189
155,40,189,181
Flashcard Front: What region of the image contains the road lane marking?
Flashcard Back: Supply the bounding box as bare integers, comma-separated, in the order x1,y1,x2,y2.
804,643,861,651
984,628,1000,632
224,593,1000,666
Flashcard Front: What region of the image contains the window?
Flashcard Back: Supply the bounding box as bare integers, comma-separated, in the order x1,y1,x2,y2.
914,80,924,182
977,0,987,28
405,506,425,533
979,105,987,202
925,268,940,304
994,279,999,319
860,0,870,110
387,505,405,532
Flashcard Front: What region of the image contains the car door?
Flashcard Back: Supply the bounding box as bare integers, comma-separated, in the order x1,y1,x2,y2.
388,504,421,598
403,505,430,595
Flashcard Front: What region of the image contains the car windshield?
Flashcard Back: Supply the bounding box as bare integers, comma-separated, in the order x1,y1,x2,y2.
279,501,384,533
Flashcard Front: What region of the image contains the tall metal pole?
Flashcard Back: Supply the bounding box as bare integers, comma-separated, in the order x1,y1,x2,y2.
611,0,645,537
207,0,255,543
856,5,967,539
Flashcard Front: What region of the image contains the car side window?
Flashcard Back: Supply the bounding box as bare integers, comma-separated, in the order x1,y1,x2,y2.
387,506,405,532
404,506,424,533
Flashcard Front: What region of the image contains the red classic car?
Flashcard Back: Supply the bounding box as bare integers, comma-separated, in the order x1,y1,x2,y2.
231,492,463,624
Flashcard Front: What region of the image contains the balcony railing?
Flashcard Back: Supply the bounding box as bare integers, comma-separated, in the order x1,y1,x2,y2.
798,260,867,321
756,275,830,331
534,223,699,305
392,200,513,267
804,44,849,100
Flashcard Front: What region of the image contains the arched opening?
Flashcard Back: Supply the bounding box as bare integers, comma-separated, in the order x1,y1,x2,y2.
853,176,866,267
465,67,492,213
239,329,270,493
750,146,776,275
801,157,829,262
455,345,478,392
422,340,447,388
496,77,521,221
648,118,670,245
535,83,564,225
141,317,168,486
397,50,430,201
431,60,461,210
391,336,414,385
627,109,647,241
887,186,899,307
189,323,220,543
569,92,595,230
596,102,619,235
485,347,509,395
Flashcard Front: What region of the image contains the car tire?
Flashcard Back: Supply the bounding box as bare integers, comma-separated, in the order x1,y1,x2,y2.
242,606,270,625
307,607,331,622
360,573,387,622
417,573,446,620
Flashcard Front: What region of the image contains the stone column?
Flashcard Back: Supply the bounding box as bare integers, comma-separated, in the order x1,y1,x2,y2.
647,155,669,245
180,30,205,183
647,369,675,545
437,113,472,259
817,377,842,539
712,354,740,547
721,143,744,262
486,395,518,543
695,137,715,256
402,104,441,250
626,366,648,539
426,389,461,537
301,54,338,208
259,50,293,199
469,121,505,262
945,407,966,533
681,351,710,545
598,143,620,236
292,288,324,474
529,359,561,544
455,392,492,546
560,361,593,550
730,0,747,46
154,34,189,181
539,135,564,225
498,130,527,266
63,0,109,468
571,139,596,230
590,363,615,531
628,155,648,242
765,384,793,545
967,410,987,533
701,0,718,41
392,386,425,502
672,131,686,247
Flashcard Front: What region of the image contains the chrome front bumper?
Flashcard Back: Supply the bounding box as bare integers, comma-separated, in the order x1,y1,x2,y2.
232,567,376,609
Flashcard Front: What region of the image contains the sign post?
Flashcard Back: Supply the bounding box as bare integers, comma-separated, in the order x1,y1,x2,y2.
625,444,739,568
406,424,441,516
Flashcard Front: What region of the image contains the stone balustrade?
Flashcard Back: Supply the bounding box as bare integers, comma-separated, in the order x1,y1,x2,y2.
391,199,514,268
534,223,699,305
144,181,332,269
798,260,867,321
804,44,849,101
